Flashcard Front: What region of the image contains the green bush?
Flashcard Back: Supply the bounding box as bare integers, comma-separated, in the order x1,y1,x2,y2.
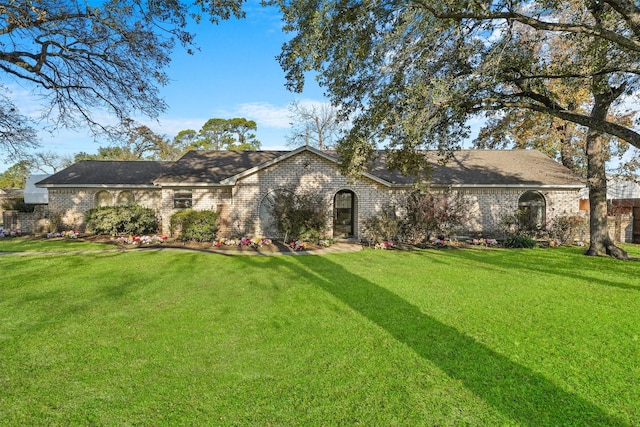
170,209,218,242
266,188,328,242
547,214,587,243
363,205,401,244
504,234,537,248
85,205,159,235
400,190,471,244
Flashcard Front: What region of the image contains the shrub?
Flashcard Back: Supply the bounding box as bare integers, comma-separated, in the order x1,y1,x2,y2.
400,189,471,244
266,188,328,242
46,211,64,233
363,205,401,244
504,234,537,248
170,209,218,242
547,214,587,243
85,205,159,235
500,209,551,240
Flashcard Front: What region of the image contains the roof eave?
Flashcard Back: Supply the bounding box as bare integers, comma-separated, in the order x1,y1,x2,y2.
36,184,159,189
431,183,585,189
152,182,232,187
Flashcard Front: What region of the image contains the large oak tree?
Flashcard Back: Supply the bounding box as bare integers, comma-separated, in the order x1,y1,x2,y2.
0,0,244,160
271,0,640,257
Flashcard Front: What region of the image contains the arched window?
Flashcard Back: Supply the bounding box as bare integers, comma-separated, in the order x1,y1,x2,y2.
518,191,546,230
95,190,113,207
259,189,293,238
117,191,135,206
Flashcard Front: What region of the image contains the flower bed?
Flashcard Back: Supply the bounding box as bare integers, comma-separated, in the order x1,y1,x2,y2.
214,237,273,248
116,235,168,246
375,241,394,250
0,228,22,238
46,230,81,239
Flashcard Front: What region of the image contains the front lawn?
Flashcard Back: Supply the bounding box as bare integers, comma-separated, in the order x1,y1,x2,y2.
0,235,114,252
0,246,638,425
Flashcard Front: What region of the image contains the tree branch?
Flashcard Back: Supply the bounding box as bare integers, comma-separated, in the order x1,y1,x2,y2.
412,0,640,52
477,97,640,148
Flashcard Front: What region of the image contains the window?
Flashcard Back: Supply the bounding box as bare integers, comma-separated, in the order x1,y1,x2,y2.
117,191,135,206
259,189,293,237
95,190,113,207
173,190,192,209
518,191,546,230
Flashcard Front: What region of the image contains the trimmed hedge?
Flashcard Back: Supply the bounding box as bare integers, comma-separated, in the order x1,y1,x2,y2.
170,209,219,242
85,205,160,235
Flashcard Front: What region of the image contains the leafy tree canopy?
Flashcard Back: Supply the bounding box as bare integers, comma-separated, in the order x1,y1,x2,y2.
0,0,245,161
0,160,32,189
72,120,176,161
271,0,640,178
178,117,261,150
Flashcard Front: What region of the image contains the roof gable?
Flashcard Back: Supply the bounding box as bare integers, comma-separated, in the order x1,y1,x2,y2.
216,146,391,186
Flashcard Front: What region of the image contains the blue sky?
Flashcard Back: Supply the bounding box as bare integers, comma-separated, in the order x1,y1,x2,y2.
5,1,327,172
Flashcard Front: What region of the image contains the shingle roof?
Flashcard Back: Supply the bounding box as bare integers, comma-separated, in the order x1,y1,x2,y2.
370,149,584,186
36,160,173,186
36,148,584,188
154,150,289,184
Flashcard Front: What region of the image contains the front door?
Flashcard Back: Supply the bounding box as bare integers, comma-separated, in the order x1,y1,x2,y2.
334,190,354,238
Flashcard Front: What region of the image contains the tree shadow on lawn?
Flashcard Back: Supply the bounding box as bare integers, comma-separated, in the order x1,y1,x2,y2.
441,247,640,293
235,253,628,426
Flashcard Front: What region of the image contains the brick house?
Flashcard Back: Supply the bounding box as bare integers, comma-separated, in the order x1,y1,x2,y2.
36,146,585,239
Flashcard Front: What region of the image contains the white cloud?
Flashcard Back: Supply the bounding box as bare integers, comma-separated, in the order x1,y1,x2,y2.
235,102,292,129
148,117,208,135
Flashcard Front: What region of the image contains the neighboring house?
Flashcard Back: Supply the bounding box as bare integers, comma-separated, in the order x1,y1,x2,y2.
580,177,640,243
24,174,51,204
36,146,585,239
0,188,25,227
608,179,640,243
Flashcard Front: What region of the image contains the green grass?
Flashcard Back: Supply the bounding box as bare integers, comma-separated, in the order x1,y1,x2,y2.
0,236,114,252
0,246,638,425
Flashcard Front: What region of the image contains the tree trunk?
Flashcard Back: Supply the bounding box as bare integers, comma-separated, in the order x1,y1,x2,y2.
558,122,576,172
585,83,628,259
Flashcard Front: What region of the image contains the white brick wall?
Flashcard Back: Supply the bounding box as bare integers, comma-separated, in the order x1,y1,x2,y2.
48,188,163,231
43,152,583,240
231,151,389,238
158,187,232,235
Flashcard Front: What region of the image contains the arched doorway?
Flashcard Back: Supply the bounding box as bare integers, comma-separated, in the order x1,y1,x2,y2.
518,191,546,231
334,190,355,238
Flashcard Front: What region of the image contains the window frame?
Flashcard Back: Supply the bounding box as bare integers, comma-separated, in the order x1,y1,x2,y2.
173,190,193,209
95,190,113,207
116,191,135,206
518,191,546,231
